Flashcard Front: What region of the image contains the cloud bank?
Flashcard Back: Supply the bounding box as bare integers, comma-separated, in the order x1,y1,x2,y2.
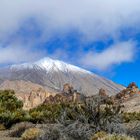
80,41,137,70
1,0,140,39
0,43,45,64
0,0,139,70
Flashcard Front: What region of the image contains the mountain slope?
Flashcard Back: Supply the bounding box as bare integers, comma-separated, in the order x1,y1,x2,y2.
0,57,124,96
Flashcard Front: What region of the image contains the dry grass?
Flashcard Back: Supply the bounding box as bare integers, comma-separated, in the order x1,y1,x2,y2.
91,132,135,140
21,127,42,140
0,124,6,131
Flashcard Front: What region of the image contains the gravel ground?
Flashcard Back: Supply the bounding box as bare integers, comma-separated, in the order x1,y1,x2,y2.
0,130,19,140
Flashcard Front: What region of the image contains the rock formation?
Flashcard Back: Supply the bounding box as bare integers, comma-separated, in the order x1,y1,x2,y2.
115,82,140,112
115,82,140,101
44,84,85,104
99,88,107,97
0,80,56,109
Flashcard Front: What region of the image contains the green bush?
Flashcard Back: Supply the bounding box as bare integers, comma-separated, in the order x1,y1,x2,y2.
123,112,140,123
0,90,25,127
0,90,23,112
29,104,63,123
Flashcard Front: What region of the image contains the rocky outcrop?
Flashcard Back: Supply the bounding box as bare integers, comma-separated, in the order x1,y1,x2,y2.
44,84,85,104
0,81,85,108
63,83,74,95
115,82,140,112
115,82,140,101
0,80,56,109
99,88,107,97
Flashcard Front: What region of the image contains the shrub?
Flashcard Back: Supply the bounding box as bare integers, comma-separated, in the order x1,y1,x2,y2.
9,122,34,137
91,132,135,140
104,134,135,140
91,131,107,140
21,127,42,140
0,123,6,131
38,126,63,140
58,95,124,134
0,90,23,112
123,112,140,123
0,90,25,128
126,122,140,139
63,121,94,140
29,104,63,123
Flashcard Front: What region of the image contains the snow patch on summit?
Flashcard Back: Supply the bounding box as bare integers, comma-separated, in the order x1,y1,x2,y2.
10,57,92,74
35,57,91,73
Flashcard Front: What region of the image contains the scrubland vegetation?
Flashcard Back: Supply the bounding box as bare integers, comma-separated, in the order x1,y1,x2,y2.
0,90,140,140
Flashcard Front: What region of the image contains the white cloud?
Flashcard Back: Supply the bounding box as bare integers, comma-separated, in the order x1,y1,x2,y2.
80,41,137,70
0,0,139,67
0,43,45,64
0,0,140,40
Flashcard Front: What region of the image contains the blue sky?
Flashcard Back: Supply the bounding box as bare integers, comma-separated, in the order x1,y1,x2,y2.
0,0,140,87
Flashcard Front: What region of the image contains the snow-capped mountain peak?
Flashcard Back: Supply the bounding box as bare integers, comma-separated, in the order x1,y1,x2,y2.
1,57,124,96
10,57,91,74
